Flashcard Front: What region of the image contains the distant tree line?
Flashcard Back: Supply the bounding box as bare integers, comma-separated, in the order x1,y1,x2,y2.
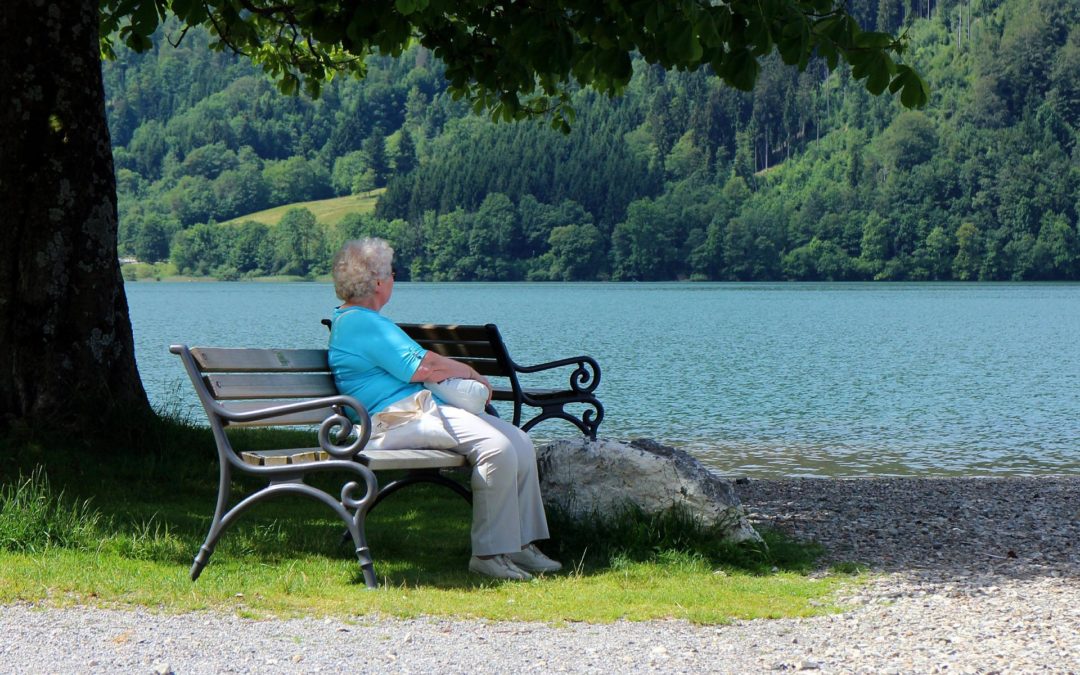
108,0,1080,281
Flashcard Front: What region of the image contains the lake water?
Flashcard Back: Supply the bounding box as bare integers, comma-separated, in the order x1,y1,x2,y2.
127,281,1080,478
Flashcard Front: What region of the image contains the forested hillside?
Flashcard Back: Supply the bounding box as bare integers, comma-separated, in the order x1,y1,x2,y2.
107,0,1079,281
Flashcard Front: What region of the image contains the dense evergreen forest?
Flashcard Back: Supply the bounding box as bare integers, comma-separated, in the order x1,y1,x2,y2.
106,0,1079,281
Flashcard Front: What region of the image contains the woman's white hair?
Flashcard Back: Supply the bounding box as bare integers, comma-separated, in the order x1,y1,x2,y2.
332,238,394,302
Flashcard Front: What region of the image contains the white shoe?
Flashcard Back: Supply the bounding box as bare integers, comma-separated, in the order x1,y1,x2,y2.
469,555,533,580
509,544,562,573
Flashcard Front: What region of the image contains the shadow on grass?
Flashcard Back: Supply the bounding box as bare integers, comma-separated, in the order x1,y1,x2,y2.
1,416,823,591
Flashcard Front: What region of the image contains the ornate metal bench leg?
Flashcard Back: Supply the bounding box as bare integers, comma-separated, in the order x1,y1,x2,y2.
192,460,231,581
190,545,214,581
583,400,604,440
190,509,229,580
357,548,377,588
348,514,378,589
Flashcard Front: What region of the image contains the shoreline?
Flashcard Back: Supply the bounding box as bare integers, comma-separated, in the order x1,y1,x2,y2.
122,273,1080,284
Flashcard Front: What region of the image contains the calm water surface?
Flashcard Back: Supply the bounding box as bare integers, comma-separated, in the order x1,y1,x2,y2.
127,282,1080,478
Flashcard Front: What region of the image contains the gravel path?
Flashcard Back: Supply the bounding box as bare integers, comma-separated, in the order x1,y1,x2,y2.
4,476,1079,674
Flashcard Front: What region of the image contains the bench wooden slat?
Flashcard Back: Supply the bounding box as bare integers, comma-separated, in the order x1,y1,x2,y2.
412,340,499,359
192,347,329,372
360,449,466,470
399,323,492,342
241,446,466,470
240,447,329,466
490,386,561,401
455,357,508,377
220,401,337,426
205,373,337,399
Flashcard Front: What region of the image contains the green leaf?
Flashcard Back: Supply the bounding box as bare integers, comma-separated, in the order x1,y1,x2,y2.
890,66,931,108
129,33,153,52
818,14,858,47
130,0,161,37
669,22,703,63
854,30,896,49
814,16,840,35
744,15,774,56
712,6,732,41
816,42,839,71
171,0,196,20
777,17,810,66
851,51,894,95
719,49,759,91
612,51,633,84
278,73,299,96
698,14,720,47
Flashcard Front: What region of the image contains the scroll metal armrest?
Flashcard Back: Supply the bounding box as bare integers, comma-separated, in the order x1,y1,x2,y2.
514,355,602,395
217,396,372,460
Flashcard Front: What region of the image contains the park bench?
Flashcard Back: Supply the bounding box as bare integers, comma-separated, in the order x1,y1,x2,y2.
170,326,602,587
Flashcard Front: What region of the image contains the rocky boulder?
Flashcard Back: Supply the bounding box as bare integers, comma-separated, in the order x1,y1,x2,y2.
535,437,761,543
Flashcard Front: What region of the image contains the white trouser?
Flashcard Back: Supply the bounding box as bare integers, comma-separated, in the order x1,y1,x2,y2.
438,406,550,556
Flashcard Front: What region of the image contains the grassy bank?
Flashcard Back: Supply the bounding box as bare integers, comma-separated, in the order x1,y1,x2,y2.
121,264,330,283
0,419,859,624
120,191,382,282
220,191,381,228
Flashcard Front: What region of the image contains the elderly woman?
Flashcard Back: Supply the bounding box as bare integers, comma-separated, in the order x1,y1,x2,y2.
328,238,561,580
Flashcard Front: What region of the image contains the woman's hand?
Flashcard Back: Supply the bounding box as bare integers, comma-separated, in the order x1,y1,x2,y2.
413,352,487,385
413,352,494,404
472,371,494,404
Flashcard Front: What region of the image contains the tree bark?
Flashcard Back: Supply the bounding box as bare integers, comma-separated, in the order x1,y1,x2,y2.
0,0,150,427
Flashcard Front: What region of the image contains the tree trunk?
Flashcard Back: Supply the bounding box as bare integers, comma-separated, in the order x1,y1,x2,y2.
0,0,150,428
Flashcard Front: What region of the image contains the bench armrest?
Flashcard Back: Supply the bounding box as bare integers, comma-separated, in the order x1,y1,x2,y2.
514,355,601,395
218,396,373,460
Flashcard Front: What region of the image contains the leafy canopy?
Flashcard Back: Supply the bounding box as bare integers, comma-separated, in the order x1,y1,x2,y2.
100,0,928,130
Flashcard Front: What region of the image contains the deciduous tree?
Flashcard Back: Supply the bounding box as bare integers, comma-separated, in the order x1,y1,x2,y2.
1,0,926,429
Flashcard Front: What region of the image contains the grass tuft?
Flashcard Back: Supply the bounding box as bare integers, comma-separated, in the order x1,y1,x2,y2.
108,515,190,563
0,466,102,553
829,561,871,575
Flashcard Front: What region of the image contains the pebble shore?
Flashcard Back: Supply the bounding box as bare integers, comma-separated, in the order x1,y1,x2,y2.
4,476,1078,673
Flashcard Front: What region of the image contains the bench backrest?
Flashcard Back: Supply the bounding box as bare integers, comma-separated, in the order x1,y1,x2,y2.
319,320,525,396
186,322,521,427
397,323,516,379
188,347,338,427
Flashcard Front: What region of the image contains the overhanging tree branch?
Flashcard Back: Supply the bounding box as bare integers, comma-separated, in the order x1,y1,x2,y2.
99,0,929,119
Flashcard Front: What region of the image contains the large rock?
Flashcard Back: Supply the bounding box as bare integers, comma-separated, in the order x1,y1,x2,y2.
535,437,761,543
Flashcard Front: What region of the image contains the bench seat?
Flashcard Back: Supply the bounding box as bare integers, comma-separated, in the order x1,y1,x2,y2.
241,447,467,471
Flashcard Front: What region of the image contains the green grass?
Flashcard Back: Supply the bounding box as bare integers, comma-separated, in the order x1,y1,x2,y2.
221,190,382,228
0,418,862,624
0,467,101,552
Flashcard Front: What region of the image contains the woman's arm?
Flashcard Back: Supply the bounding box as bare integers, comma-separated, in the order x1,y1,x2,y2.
411,351,492,398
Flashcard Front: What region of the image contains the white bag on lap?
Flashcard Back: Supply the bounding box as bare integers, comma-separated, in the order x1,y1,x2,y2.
366,389,459,450
424,377,489,414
